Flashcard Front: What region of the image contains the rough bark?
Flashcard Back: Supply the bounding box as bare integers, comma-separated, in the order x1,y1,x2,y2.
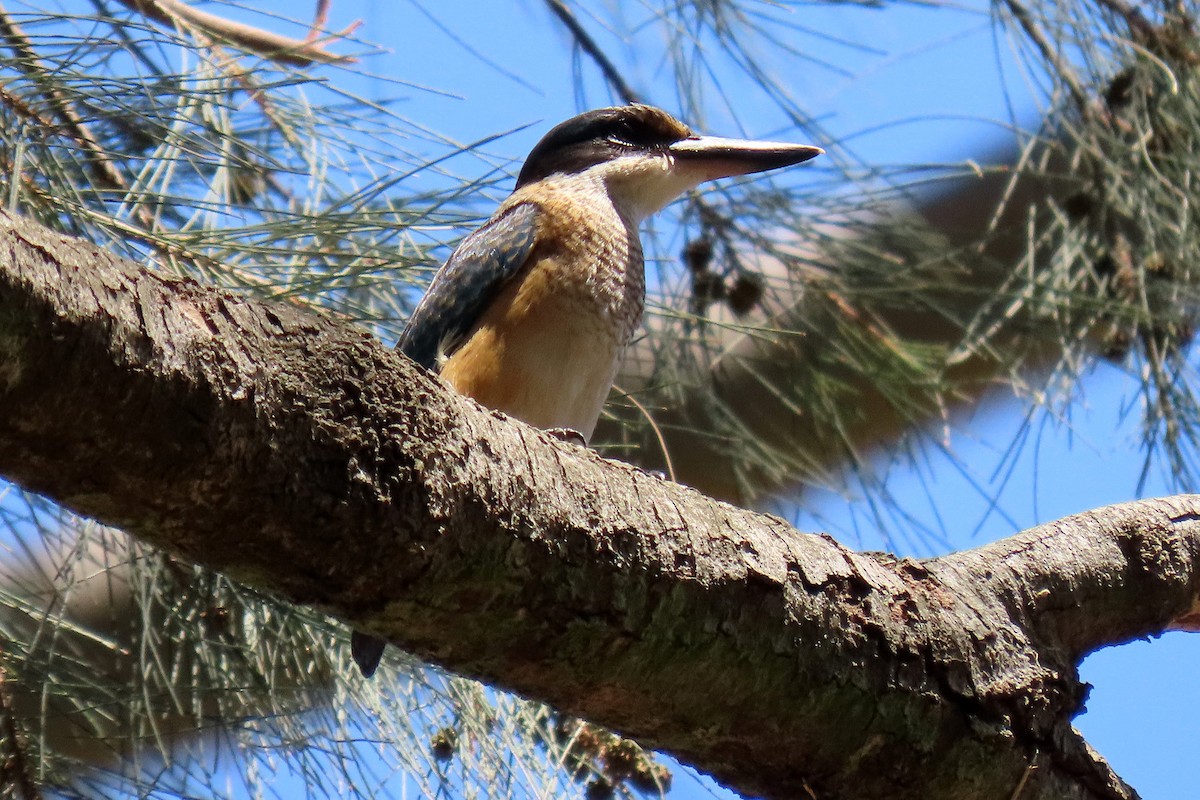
0,209,1196,800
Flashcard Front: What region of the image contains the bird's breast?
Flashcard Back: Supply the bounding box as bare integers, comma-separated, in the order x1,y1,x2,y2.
440,190,644,441
529,183,646,345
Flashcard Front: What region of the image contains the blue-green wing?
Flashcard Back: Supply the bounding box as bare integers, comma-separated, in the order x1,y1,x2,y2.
398,203,539,371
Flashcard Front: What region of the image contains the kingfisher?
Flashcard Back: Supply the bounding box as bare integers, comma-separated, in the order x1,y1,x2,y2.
351,104,822,678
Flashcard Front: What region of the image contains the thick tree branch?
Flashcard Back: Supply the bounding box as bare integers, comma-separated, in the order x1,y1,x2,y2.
943,502,1200,657
0,210,1195,800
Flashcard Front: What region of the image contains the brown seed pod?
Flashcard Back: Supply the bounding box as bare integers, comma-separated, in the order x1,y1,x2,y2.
430,727,457,762
584,778,614,800
682,237,714,274
727,272,765,316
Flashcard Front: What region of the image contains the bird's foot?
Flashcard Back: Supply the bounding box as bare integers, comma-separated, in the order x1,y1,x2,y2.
546,427,587,447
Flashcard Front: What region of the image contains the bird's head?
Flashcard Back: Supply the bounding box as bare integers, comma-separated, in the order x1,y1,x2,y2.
515,104,822,222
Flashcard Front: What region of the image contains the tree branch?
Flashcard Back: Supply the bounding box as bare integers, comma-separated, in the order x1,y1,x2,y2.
542,0,641,104
0,209,1194,800
942,500,1200,657
117,0,358,66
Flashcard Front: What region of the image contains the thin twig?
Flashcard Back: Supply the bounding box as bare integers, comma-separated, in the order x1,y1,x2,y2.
0,662,43,800
1007,750,1038,799
0,3,129,193
542,0,641,105
0,4,229,271
1091,0,1159,44
308,0,333,42
614,385,677,483
118,0,359,66
1002,0,1091,114
0,3,310,287
0,83,54,131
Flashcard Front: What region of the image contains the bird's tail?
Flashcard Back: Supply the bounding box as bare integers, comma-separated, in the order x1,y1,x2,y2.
351,630,387,678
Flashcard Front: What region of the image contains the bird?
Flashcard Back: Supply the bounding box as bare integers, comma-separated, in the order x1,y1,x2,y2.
351,104,822,678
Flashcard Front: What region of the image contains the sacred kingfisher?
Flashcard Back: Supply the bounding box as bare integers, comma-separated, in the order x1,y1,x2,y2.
352,104,822,678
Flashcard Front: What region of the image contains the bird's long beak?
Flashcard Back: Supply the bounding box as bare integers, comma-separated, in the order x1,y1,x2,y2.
669,135,823,181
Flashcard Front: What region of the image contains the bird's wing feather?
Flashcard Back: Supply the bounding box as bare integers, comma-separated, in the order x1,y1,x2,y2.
397,202,540,371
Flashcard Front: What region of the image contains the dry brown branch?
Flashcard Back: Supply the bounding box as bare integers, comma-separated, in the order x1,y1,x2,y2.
118,0,358,66
308,0,333,43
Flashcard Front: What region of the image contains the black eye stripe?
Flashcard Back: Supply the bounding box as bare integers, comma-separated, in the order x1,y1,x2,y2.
516,105,692,188
557,118,673,150
612,118,677,148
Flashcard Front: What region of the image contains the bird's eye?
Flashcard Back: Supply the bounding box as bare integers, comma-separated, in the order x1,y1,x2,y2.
607,122,673,151
606,121,640,148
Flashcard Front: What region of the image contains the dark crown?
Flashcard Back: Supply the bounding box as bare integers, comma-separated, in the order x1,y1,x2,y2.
515,105,692,189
